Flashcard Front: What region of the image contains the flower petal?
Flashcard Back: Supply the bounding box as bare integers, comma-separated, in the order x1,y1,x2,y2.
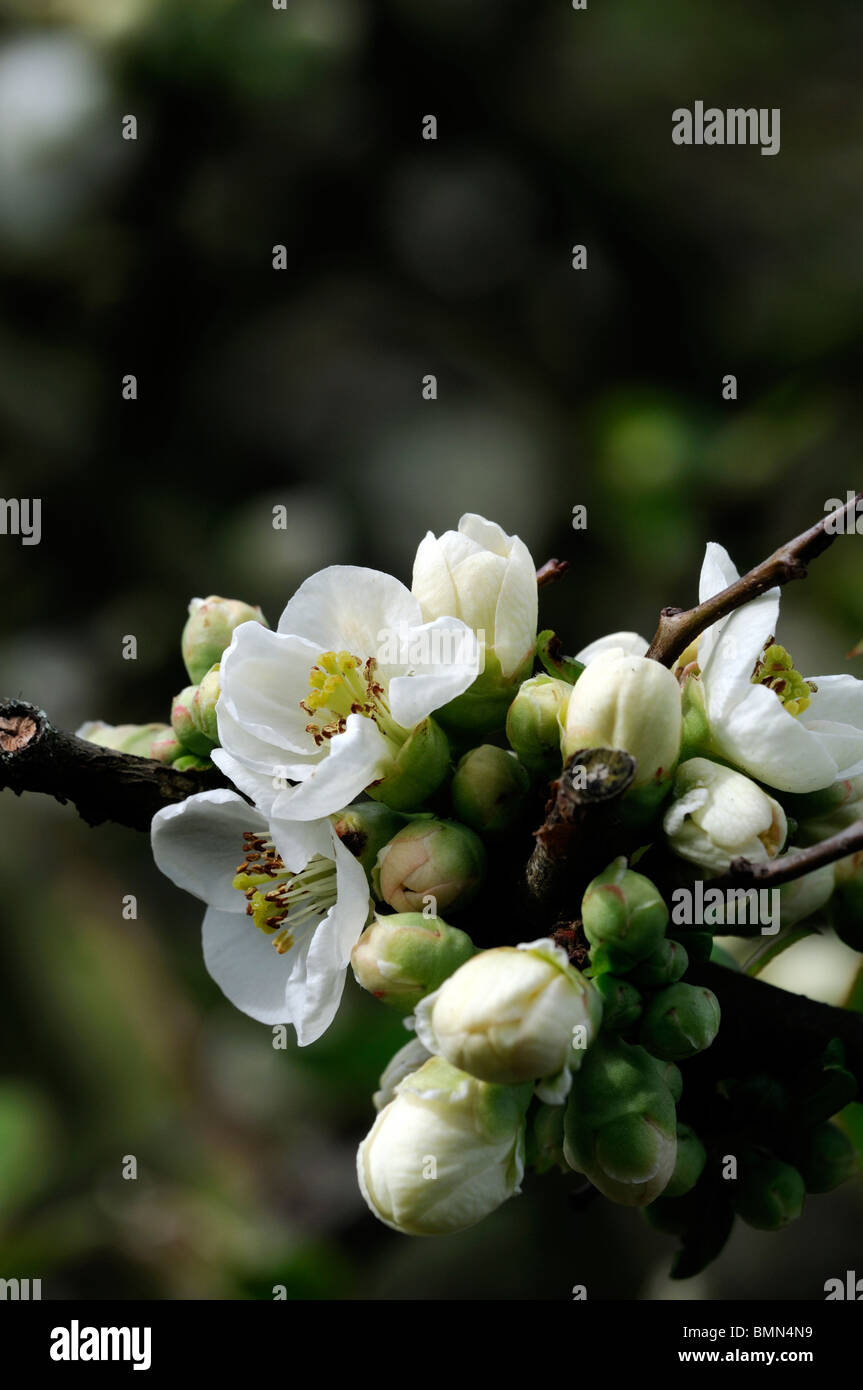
278,565,421,656
151,789,264,911
270,712,392,820
492,533,538,677
202,904,304,1025
711,683,837,793
386,618,481,728
575,632,649,664
698,543,780,720
218,622,318,754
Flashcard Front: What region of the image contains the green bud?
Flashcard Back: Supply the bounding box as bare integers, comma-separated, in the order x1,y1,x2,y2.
639,982,720,1061
171,684,215,757
78,721,182,764
437,652,536,737
593,974,643,1031
374,817,485,915
351,912,475,1015
450,744,530,836
415,939,603,1100
663,1122,707,1198
628,939,689,990
182,595,268,685
735,1155,805,1230
797,1122,856,1194
527,1101,569,1174
367,716,452,812
505,674,572,776
662,1060,683,1105
330,802,407,877
173,752,212,771
563,1035,678,1206
678,670,710,762
581,857,669,975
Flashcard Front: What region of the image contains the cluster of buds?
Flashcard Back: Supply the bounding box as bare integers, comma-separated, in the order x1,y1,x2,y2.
104,512,862,1276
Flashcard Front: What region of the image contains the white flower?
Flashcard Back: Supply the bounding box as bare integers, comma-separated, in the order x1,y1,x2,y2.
212,566,480,821
412,513,538,680
150,789,370,1043
695,543,863,793
357,1055,530,1236
663,757,787,872
575,631,649,664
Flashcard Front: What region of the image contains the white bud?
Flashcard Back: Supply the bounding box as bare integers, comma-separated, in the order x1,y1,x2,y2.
663,757,787,872
357,1056,530,1236
415,939,602,1103
561,648,682,791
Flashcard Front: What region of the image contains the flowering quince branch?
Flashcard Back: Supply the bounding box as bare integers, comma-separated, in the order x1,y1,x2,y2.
645,490,863,667
0,699,231,830
6,509,863,1272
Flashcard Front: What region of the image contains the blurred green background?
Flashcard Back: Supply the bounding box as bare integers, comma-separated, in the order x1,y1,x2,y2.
1,0,863,1298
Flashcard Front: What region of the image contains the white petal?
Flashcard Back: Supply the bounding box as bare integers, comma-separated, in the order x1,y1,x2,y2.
412,531,462,622
202,904,303,1025
219,622,318,754
803,673,863,728
697,543,780,718
387,617,481,727
493,533,538,677
151,789,263,911
457,513,515,555
801,721,863,782
575,632,649,664
278,565,421,656
268,816,334,874
712,684,837,793
210,748,284,818
270,713,392,820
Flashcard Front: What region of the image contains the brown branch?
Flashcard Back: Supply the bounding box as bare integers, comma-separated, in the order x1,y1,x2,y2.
0,699,233,831
536,558,570,589
712,820,863,891
526,747,637,908
645,491,863,667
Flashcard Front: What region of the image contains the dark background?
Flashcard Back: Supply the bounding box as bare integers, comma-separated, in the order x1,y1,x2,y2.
0,0,862,1298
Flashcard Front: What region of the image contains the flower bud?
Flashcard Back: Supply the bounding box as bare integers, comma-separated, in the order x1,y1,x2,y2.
735,1155,805,1230
367,717,452,813
351,912,475,1015
450,744,530,836
505,675,572,776
527,1101,568,1174
663,757,787,872
357,1055,531,1235
373,1038,432,1111
639,982,720,1061
331,802,407,876
415,939,603,1103
783,774,863,845
796,1121,856,1194
182,595,268,685
663,1122,707,1198
374,818,485,915
412,514,538,733
171,684,216,757
581,857,669,975
628,938,689,990
78,720,182,764
561,649,682,810
593,974,643,1031
563,1035,678,1206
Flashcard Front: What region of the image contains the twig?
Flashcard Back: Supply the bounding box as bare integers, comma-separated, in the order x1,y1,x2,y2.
0,699,232,831
646,491,863,667
526,747,636,907
536,558,570,589
715,821,863,890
